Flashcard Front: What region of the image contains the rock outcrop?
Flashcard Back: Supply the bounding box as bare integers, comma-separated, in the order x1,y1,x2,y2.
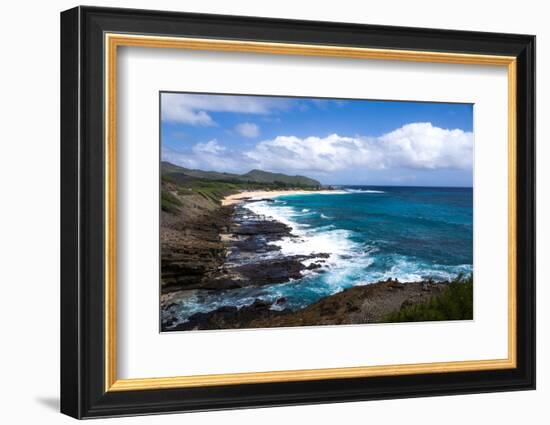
170,279,448,331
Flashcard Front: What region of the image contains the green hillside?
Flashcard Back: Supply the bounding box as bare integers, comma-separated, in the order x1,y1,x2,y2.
161,161,242,182
161,161,321,188
241,169,320,187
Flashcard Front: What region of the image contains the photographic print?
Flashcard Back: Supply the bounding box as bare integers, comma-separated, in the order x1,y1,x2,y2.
160,92,474,332
61,9,535,417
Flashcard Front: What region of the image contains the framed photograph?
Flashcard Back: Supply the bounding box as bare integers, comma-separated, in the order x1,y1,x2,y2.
60,6,535,419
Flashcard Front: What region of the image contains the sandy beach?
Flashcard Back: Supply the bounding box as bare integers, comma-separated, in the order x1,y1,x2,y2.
221,189,347,206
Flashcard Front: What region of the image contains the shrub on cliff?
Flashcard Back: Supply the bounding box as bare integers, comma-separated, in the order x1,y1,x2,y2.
385,274,473,323
161,190,183,213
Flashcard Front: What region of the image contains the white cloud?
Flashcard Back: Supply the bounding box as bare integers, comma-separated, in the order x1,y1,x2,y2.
309,99,348,109
161,146,199,169
162,123,472,181
379,122,473,170
161,95,216,126
161,93,291,126
235,122,260,138
186,140,245,173
245,122,473,173
192,139,226,155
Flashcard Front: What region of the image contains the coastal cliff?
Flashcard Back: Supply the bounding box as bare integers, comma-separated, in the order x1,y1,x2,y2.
160,161,323,294
160,162,473,332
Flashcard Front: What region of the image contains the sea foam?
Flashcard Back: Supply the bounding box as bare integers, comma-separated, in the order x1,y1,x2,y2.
164,186,473,327
245,200,375,294
344,188,385,193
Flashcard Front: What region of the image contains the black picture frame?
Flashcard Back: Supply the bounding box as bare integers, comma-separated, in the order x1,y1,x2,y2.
60,5,535,419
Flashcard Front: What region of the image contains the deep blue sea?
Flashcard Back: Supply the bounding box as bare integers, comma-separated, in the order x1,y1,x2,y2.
165,186,473,326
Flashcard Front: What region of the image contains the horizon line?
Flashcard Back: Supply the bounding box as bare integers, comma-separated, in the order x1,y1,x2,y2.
161,161,472,189
324,184,473,189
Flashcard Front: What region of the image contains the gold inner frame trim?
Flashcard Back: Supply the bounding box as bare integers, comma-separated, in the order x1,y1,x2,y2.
104,33,518,392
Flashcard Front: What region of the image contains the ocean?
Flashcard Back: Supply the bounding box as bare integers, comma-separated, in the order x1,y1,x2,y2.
164,186,473,327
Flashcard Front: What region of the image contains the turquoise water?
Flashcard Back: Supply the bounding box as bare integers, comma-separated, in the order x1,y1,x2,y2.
166,187,473,326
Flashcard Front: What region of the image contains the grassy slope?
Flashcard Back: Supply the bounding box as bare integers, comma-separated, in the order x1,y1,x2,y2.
161,161,243,182
241,169,320,187
384,274,473,322
161,161,321,188
161,174,282,213
161,162,324,213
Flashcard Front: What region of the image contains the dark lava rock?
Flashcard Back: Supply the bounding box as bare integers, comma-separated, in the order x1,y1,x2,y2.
161,203,235,293
234,257,305,285
172,298,287,331
245,198,275,203
231,220,291,237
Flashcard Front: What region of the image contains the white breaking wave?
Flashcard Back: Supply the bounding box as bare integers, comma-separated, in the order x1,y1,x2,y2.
361,256,472,284
165,198,471,327
278,228,355,258
244,200,375,293
245,201,306,234
243,199,469,297
246,201,354,257
344,188,385,194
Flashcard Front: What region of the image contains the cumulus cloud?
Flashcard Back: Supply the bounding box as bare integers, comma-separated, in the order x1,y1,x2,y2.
161,146,200,169
235,122,260,138
161,93,292,126
162,122,472,180
245,122,472,173
379,122,473,170
182,140,245,173
309,99,347,109
192,139,226,155
161,95,216,126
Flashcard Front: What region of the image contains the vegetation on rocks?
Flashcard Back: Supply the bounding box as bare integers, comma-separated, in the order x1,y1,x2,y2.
160,190,183,213
384,274,473,322
161,161,324,211
161,161,321,193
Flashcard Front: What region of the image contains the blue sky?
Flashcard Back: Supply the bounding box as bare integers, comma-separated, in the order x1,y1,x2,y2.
161,92,473,187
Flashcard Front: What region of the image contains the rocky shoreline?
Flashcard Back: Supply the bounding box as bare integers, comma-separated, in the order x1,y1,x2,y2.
161,196,333,329
162,201,329,291
168,279,448,331
161,194,455,331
